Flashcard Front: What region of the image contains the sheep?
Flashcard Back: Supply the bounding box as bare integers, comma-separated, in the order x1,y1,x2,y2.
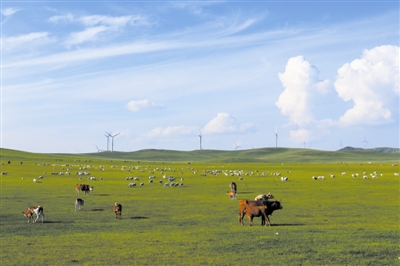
312,176,317,180
128,183,136,188
139,182,144,187
281,177,288,181
164,183,169,187
33,179,37,183
317,176,325,180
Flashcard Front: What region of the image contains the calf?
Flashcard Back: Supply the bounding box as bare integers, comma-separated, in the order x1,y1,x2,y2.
114,202,122,219
239,200,283,226
226,191,236,200
22,206,44,223
75,198,84,211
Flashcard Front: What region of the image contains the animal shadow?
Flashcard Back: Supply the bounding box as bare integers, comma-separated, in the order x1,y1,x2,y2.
271,223,305,226
91,208,104,212
130,216,149,220
44,221,74,224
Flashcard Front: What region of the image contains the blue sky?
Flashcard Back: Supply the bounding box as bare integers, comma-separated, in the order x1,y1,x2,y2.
1,1,399,153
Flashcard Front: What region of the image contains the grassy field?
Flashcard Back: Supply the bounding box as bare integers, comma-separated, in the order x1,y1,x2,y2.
1,148,399,265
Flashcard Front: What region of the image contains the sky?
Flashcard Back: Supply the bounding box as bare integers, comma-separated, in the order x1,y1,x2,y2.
1,1,399,153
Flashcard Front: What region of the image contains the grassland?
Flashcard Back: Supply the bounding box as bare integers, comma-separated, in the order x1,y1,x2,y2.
1,148,399,265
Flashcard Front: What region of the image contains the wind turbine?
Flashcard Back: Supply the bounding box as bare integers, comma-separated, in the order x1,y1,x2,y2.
110,132,120,152
274,126,279,148
105,132,111,151
339,140,343,149
198,130,203,150
362,136,368,149
234,142,241,150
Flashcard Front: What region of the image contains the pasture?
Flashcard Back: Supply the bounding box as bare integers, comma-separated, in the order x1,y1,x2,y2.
1,148,399,265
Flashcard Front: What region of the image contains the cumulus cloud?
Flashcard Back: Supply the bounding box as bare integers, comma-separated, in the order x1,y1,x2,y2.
276,56,330,127
202,112,256,134
334,45,399,125
126,99,164,112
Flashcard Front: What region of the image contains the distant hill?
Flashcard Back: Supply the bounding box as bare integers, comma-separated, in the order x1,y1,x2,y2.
1,147,398,164
339,146,399,153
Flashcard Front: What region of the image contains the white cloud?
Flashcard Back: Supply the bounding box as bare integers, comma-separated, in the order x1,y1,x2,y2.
50,14,150,46
126,99,164,112
1,7,20,16
65,26,108,46
202,112,256,134
276,56,330,127
145,126,198,138
2,32,51,51
335,45,399,125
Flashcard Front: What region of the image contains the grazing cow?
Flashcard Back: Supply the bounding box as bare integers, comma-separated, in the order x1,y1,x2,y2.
230,182,237,193
243,205,269,226
76,184,94,195
114,202,122,219
254,193,274,201
22,206,44,223
226,191,236,200
239,200,283,226
75,198,84,211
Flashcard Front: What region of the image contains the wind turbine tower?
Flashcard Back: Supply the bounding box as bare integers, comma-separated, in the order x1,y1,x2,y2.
362,136,368,149
110,132,120,152
275,126,279,148
105,132,111,151
199,130,203,150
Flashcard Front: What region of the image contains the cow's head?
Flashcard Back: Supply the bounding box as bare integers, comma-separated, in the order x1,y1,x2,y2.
274,200,283,209
89,186,94,191
22,209,33,220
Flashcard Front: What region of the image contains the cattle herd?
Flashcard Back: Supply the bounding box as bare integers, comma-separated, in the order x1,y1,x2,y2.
19,160,394,226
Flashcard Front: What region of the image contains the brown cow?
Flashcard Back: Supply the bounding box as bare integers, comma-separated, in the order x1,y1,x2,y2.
22,206,44,223
243,205,269,226
76,184,94,195
114,202,122,219
239,200,283,226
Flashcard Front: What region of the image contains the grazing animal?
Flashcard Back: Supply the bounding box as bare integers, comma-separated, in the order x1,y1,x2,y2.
33,179,37,183
226,191,236,200
239,200,283,226
114,202,122,219
76,184,94,195
312,176,317,180
243,205,269,226
230,182,237,193
22,206,44,223
281,177,288,181
254,193,274,201
75,198,84,211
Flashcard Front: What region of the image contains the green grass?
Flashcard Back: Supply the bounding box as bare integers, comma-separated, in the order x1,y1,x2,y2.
1,148,399,265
